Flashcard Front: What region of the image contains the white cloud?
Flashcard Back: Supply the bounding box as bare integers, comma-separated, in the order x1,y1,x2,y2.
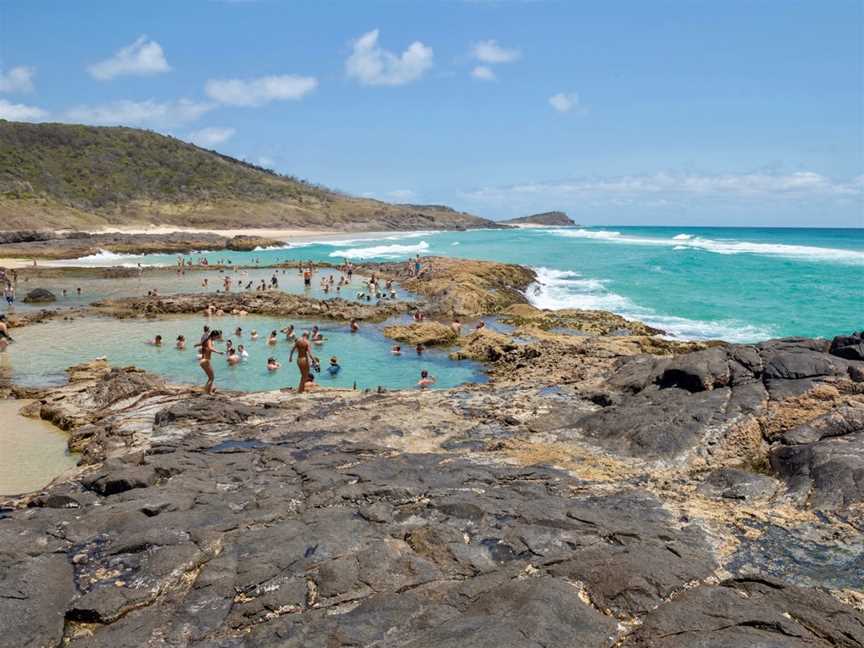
387,189,416,200
88,36,171,80
466,171,863,206
472,40,521,64
0,66,36,93
0,99,47,121
205,75,317,107
64,99,213,127
187,127,236,146
471,65,496,81
346,29,433,86
549,92,579,112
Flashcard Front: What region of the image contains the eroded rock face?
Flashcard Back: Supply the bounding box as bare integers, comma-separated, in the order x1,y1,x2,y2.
383,321,458,346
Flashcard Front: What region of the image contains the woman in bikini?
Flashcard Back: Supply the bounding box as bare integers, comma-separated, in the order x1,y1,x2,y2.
289,333,317,393
199,329,223,395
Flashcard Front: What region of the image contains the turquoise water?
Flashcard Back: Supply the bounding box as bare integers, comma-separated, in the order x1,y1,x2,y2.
47,227,863,342
3,267,407,314
2,316,484,392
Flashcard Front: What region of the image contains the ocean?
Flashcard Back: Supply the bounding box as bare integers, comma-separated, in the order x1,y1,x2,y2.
57,226,864,343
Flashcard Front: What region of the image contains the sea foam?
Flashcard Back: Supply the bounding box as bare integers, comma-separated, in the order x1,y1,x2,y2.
329,241,430,260
526,266,775,343
548,229,864,264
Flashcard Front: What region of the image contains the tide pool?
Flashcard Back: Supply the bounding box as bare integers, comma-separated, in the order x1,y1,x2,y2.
2,316,485,392
4,266,410,314
61,226,862,343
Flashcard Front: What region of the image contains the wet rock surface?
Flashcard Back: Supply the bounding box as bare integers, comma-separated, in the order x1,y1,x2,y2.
1,331,863,646
22,287,57,303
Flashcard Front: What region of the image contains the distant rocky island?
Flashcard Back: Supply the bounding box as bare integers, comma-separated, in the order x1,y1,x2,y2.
501,210,575,226
0,121,499,232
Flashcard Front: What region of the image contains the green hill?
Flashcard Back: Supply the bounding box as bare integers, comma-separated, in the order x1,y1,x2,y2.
0,121,497,231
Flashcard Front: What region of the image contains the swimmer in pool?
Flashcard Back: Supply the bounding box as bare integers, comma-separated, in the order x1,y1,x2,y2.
391,344,402,355
350,319,359,333
267,357,281,372
250,330,259,340
267,330,278,345
146,335,163,347
417,370,436,389
281,324,295,340
289,333,317,393
327,356,341,376
416,344,424,355
235,327,243,337
311,326,324,344
199,330,223,394
176,335,186,349
238,344,248,359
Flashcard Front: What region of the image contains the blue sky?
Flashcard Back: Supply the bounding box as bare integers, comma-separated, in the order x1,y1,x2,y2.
0,0,861,226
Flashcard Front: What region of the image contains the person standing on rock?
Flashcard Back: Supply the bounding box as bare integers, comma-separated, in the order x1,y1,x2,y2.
199,329,223,395
289,333,317,393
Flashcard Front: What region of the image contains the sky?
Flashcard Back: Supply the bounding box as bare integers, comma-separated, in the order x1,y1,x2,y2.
0,0,862,226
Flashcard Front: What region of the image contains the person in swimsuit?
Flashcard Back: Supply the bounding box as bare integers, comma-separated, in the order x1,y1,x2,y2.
289,333,317,393
350,319,359,333
0,314,12,351
199,330,223,395
267,357,281,372
281,324,295,340
417,370,436,389
176,335,186,349
146,335,163,346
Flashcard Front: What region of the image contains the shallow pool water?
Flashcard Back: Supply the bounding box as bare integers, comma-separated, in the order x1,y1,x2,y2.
2,267,411,315
0,400,79,496
3,315,485,392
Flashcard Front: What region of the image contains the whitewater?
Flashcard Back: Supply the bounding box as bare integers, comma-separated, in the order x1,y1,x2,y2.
51,226,864,343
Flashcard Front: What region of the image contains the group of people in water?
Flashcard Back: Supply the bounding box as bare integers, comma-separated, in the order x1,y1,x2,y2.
146,318,436,395
137,257,447,395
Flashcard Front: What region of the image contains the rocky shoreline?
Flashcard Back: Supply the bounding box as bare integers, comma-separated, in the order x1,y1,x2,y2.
0,256,862,647
0,230,287,260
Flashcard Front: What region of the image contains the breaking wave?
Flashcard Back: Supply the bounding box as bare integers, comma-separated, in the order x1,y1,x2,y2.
526,267,774,343
43,250,161,268
548,229,864,264
329,241,430,260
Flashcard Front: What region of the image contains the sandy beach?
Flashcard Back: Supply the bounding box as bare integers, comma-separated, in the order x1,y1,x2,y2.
0,258,35,269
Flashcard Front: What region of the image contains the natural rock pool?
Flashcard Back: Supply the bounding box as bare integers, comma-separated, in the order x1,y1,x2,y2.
0,400,79,496
7,266,411,314
3,315,485,392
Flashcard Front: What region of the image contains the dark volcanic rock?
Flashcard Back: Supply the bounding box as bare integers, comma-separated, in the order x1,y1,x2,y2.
0,444,718,647
154,397,273,427
571,338,860,461
622,577,864,648
0,554,76,648
769,406,864,509
697,467,779,501
22,287,56,303
831,331,864,361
